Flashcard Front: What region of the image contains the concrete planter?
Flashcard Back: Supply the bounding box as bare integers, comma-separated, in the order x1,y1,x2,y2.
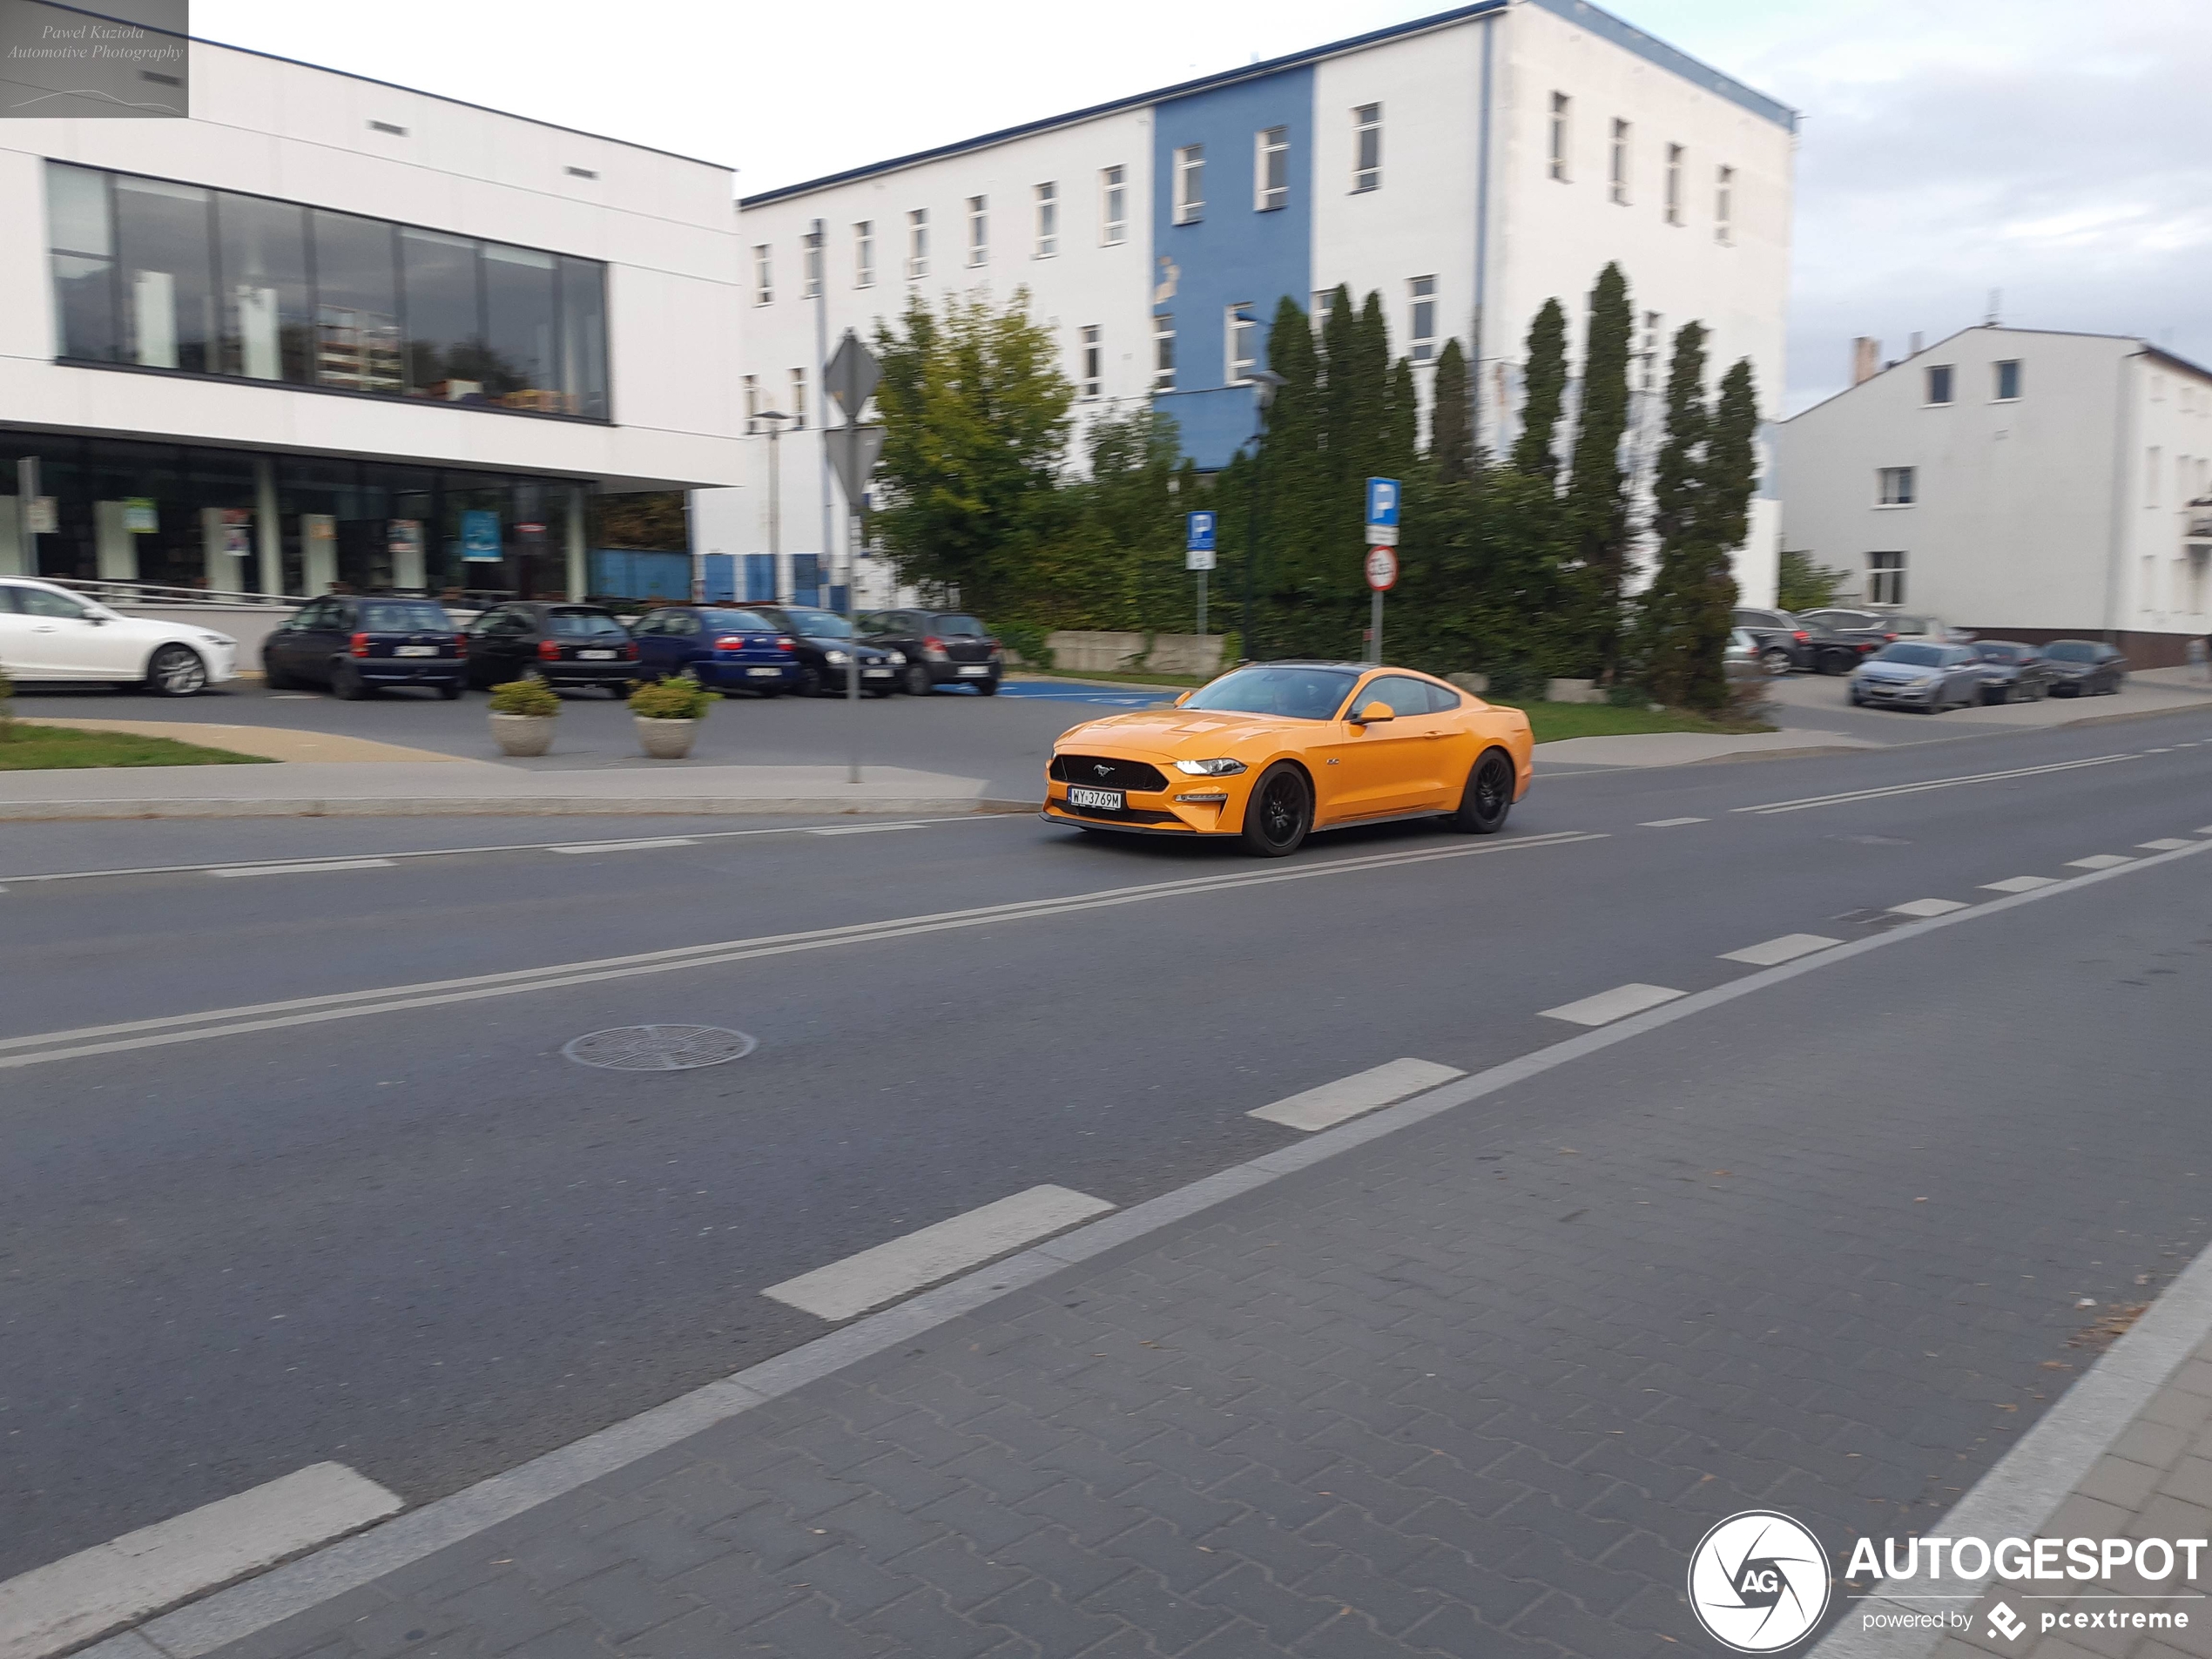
633,716,698,759
489,712,556,757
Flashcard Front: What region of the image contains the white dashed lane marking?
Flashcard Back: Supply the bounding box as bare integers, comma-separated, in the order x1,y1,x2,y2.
806,824,928,836
1719,934,1840,968
1540,983,1686,1027
2066,854,2134,870
1639,817,1708,828
1982,875,2058,893
1247,1058,1466,1132
2139,839,2196,852
546,838,697,855
0,1463,400,1659
208,860,396,879
1891,898,1970,917
763,1186,1115,1322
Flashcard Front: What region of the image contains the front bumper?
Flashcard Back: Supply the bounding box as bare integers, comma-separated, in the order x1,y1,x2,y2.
1042,766,1244,835
1853,678,1937,706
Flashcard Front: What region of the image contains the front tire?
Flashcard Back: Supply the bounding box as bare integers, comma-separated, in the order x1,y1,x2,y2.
795,664,823,698
1448,748,1516,835
1760,646,1792,675
1240,762,1312,858
145,644,207,698
262,658,295,691
903,663,932,696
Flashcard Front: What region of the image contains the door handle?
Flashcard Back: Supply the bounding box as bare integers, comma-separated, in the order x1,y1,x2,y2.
32,624,58,632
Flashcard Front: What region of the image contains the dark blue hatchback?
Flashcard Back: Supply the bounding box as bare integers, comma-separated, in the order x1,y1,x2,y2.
629,606,801,695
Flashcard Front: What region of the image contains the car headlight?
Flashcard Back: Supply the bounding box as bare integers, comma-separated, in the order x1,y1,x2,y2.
199,633,235,647
825,650,850,665
1174,757,1249,777
887,650,907,665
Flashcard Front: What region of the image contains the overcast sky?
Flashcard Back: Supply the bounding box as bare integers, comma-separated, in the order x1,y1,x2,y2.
192,0,2212,415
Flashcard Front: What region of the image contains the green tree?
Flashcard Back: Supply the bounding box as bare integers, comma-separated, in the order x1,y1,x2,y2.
1510,298,1568,480
1777,547,1849,612
871,287,1072,610
1640,335,1759,712
590,491,687,550
1430,337,1474,482
1563,264,1635,676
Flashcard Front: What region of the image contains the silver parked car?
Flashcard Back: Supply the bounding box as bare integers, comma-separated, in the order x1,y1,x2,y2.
1847,641,1988,713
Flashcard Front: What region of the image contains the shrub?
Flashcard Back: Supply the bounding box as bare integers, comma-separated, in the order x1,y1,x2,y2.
989,618,1053,669
629,673,717,720
489,678,561,717
0,665,13,740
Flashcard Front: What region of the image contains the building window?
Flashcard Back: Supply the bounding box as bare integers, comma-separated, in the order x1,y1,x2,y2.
1080,325,1102,399
1226,302,1258,384
853,220,874,287
906,208,928,280
1638,310,1662,392
1925,364,1953,404
1664,144,1683,224
1716,165,1735,243
752,244,772,305
1033,182,1057,258
2147,446,2161,507
1312,288,1339,330
44,158,608,417
802,226,823,298
1256,126,1289,212
1877,466,1916,506
1994,358,2022,400
1609,119,1629,204
1408,276,1437,363
1548,93,1570,181
1174,145,1204,224
967,196,988,266
1153,313,1175,391
1101,165,1127,245
1353,104,1381,192
791,367,807,429
743,374,759,431
1869,550,1905,606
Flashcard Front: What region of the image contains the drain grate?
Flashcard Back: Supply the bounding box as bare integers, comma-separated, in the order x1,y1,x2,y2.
563,1024,758,1071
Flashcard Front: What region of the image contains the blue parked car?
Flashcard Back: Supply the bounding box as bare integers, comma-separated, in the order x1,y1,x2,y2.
628,605,802,697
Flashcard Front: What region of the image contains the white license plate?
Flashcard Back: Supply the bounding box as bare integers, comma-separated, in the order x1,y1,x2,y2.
395,645,436,657
1066,786,1123,811
957,664,990,677
579,649,617,660
745,666,781,678
863,668,893,678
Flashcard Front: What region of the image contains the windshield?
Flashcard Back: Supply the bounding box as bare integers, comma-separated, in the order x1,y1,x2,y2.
360,602,450,631
1181,665,1362,720
2043,640,2096,662
1872,644,1945,667
780,609,853,638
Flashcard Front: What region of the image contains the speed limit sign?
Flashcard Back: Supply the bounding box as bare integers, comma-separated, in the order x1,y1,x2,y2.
1364,547,1398,591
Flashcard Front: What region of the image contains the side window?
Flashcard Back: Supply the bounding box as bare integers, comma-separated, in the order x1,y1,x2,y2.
1362,675,1433,717
669,613,701,637
14,585,93,620
1424,681,1462,713
0,584,20,613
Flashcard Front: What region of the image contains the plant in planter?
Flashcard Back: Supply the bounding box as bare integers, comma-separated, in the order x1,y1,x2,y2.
487,676,561,756
627,672,717,759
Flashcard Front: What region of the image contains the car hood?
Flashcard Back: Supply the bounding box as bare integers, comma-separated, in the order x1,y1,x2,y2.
1856,663,1939,681
1055,707,1325,755
2044,659,2094,675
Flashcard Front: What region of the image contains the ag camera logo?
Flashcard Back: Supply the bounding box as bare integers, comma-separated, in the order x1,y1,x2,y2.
1688,1511,1832,1652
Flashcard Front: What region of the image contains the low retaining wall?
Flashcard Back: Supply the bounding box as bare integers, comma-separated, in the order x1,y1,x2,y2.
1045,631,1224,678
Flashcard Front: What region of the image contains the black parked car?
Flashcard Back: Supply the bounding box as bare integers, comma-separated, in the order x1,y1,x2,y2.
462,601,639,693
732,604,900,697
859,609,1006,695
1966,640,2058,705
263,594,465,699
2040,638,2128,697
1730,605,1869,675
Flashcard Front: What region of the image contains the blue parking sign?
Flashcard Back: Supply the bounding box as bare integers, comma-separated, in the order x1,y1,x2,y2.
1185,510,1217,552
1365,477,1400,529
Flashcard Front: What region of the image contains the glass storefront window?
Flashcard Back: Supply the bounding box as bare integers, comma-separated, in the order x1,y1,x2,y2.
44,162,610,421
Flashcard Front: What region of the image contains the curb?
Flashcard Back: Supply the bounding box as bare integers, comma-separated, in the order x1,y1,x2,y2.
0,796,1044,823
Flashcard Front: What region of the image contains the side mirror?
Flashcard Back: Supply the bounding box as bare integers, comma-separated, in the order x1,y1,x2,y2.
1173,691,1192,706
1353,701,1395,725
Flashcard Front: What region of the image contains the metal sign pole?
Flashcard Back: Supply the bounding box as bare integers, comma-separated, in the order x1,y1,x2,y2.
1197,570,1207,640
1371,588,1383,664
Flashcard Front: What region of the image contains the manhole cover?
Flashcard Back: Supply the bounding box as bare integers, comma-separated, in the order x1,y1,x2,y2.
562,1024,757,1071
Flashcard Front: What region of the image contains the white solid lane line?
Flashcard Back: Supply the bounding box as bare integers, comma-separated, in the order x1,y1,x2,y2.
1982,875,2058,893
0,1463,399,1659
1734,753,2134,816
545,838,697,854
1890,898,1970,918
1247,1058,1466,1133
806,824,927,836
1719,934,1840,968
1540,983,1686,1028
2066,854,2134,870
208,860,396,879
2139,839,2196,852
0,830,1603,1072
1639,817,1708,827
763,1185,1115,1322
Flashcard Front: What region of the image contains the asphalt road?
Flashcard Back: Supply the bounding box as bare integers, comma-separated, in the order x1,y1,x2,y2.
2,707,2209,1584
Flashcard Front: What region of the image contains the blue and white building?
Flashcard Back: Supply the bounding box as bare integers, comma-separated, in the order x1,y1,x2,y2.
708,0,1797,609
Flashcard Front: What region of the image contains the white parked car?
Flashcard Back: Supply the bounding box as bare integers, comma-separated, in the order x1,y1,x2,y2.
0,577,239,695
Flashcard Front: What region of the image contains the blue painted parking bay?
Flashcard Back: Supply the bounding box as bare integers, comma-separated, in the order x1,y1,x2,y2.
992,680,1178,707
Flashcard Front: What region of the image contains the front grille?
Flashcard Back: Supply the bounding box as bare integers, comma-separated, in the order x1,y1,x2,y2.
1055,803,1181,825
1050,754,1169,792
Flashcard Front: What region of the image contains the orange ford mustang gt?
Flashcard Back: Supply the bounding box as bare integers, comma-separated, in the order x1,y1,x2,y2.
1042,661,1534,856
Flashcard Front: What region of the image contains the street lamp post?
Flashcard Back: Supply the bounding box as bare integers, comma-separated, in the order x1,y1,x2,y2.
1240,370,1286,664
755,409,792,598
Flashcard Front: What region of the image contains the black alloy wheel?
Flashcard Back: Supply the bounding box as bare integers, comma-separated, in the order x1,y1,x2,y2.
1450,749,1516,835
1760,646,1792,674
145,644,207,698
1240,763,1312,857
903,662,932,696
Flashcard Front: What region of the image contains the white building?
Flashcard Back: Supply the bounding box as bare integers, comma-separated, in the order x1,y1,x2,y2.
1774,327,2212,666
708,0,1796,610
1,19,745,602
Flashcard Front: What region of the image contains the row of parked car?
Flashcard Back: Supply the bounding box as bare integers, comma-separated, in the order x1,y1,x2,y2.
1724,604,2130,713
259,597,1007,701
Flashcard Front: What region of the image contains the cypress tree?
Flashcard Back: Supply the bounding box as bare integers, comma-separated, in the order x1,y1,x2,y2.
1429,337,1474,482
1510,297,1568,480
1563,263,1634,674
1679,358,1757,710
1385,357,1419,483
1640,321,1710,706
